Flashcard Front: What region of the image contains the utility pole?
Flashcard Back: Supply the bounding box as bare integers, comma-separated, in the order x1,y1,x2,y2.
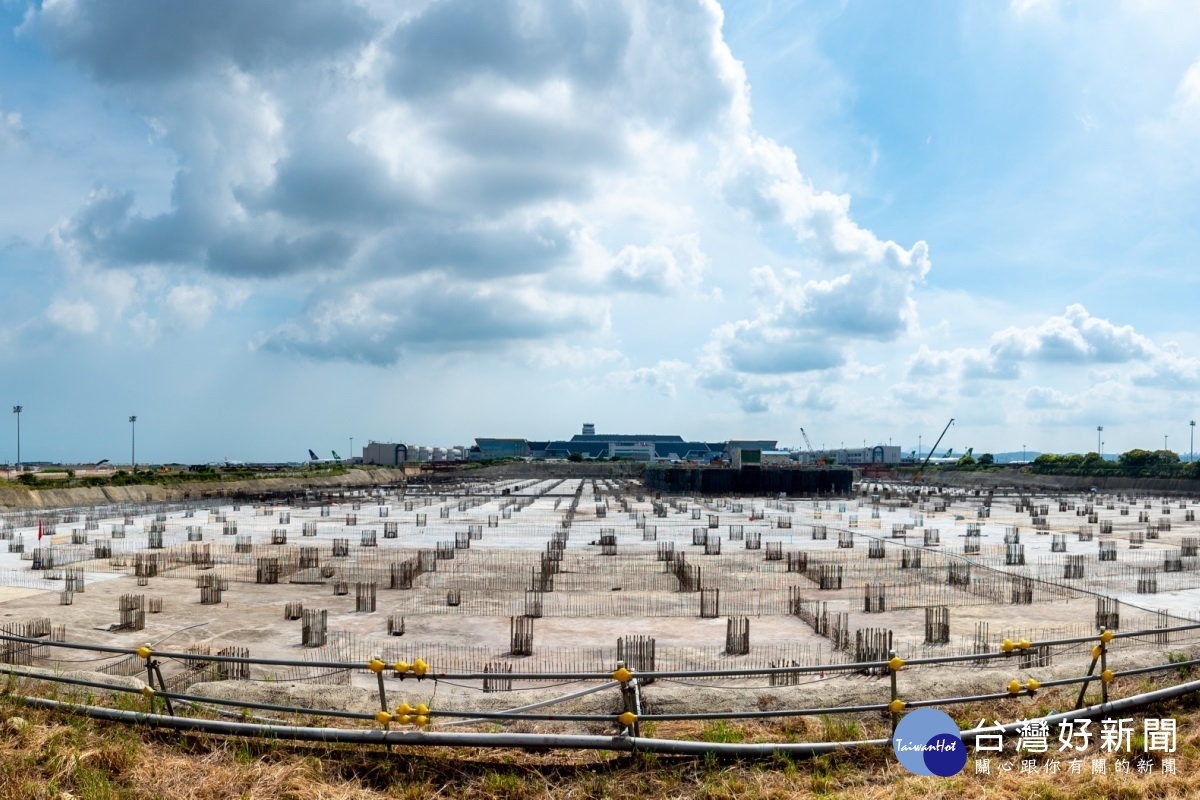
1097,426,1103,456
129,416,137,471
1191,420,1195,463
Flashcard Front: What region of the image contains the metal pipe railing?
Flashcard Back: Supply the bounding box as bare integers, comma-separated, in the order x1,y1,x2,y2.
13,673,1200,758
3,620,1198,680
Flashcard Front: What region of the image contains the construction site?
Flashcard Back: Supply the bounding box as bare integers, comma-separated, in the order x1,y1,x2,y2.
1,473,1199,733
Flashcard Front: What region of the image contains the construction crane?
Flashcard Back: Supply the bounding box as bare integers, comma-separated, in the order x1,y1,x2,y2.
913,418,954,485
799,427,820,464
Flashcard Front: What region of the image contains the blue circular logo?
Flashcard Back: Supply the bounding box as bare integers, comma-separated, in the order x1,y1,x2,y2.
892,709,966,777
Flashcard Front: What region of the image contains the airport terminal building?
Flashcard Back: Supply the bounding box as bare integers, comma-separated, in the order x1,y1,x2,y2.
471,425,776,462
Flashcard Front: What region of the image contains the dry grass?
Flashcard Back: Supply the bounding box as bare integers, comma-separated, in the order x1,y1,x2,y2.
2,678,1200,800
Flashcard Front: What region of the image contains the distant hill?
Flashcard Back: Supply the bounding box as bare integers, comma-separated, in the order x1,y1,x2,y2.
991,451,1041,464
907,450,1040,464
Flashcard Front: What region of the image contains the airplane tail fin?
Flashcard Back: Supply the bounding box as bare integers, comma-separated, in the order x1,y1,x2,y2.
332,450,341,461
308,449,319,461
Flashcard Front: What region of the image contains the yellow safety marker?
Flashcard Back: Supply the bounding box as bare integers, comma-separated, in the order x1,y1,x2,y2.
375,710,393,725
397,714,412,725
888,656,905,672
412,658,428,677
1007,679,1022,695
415,715,429,727
393,660,410,675
618,711,638,728
1000,639,1015,653
888,699,906,713
1092,645,1102,659
141,685,155,698
1101,669,1114,683
1025,678,1041,692
1017,638,1032,651
368,658,386,675
136,645,152,660
396,702,414,716
1099,630,1114,644
415,703,429,716
612,666,633,683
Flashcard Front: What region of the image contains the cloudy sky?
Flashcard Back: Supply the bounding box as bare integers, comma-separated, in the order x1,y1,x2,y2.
2,0,1199,464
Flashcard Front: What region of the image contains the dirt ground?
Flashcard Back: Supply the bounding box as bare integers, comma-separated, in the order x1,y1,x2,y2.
2,477,1199,717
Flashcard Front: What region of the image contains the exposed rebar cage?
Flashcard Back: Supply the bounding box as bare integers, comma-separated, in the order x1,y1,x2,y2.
924,605,950,644
725,616,750,655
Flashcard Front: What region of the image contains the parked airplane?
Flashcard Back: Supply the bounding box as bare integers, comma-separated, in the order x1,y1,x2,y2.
308,449,342,464
926,447,971,465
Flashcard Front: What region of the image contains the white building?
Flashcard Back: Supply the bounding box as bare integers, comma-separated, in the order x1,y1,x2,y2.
797,445,902,465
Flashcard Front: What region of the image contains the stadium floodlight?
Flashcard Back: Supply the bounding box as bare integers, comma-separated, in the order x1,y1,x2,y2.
12,405,22,471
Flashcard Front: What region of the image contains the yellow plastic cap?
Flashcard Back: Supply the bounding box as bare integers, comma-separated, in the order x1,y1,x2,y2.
1017,638,1032,651
415,715,429,727
1007,679,1022,695
1092,645,1102,659
612,667,633,683
1025,678,1041,692
889,699,906,713
1100,629,1114,643
141,685,155,698
415,703,429,716
1000,639,1015,653
1101,669,1114,683
888,656,905,672
618,711,638,727
397,714,411,725
136,645,152,660
374,710,392,725
396,702,414,715
412,658,428,677
368,658,386,674
393,660,410,674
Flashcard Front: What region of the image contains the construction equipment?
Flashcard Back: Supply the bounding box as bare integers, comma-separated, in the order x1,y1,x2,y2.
913,418,954,485
799,428,822,465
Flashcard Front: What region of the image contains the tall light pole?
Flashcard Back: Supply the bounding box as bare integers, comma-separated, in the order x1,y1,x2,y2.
1164,434,1168,453
12,405,22,471
1191,420,1195,463
1023,444,1026,463
129,416,137,471
350,437,354,462
1097,426,1103,456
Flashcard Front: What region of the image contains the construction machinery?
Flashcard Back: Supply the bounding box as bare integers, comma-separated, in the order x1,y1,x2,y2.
799,428,822,465
912,418,954,485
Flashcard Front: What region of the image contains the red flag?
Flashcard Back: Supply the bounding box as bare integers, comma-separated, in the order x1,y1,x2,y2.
37,519,43,541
